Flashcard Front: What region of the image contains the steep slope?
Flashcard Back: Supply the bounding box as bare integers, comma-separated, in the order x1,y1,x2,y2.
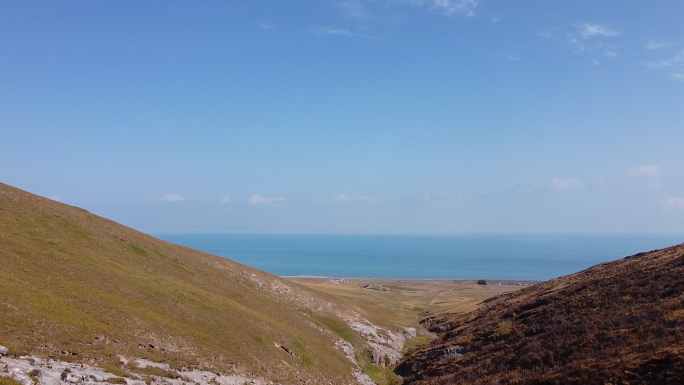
0,182,382,384
397,243,684,384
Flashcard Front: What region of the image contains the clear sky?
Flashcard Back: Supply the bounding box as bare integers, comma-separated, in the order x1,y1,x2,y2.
2,1,684,234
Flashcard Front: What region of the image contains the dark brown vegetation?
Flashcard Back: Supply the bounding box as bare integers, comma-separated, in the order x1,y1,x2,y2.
397,243,684,384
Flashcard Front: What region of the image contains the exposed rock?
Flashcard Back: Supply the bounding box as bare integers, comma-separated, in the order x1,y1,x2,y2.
335,340,356,363
366,342,402,367
134,359,169,370
0,356,268,385
352,370,376,385
0,346,8,355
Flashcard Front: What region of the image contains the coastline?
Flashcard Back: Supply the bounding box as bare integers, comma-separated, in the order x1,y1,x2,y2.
284,276,541,284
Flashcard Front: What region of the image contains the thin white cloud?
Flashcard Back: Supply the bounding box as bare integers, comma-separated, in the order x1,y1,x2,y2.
256,22,276,32
643,50,684,83
220,196,231,204
538,31,556,40
338,0,371,19
309,26,354,36
500,51,521,61
664,197,684,209
629,165,663,177
643,50,684,69
564,23,621,58
391,0,478,17
50,195,61,202
577,23,620,39
645,40,671,50
431,0,478,17
331,193,380,202
160,194,185,202
550,178,584,192
249,195,286,205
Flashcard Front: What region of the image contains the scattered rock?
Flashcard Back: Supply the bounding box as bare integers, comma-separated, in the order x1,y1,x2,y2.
0,346,8,355
0,355,269,385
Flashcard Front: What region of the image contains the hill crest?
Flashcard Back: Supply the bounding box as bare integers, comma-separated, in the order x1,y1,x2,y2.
0,182,409,384
397,242,684,384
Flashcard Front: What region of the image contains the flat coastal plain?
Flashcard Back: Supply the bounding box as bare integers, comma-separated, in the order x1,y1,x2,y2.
287,277,532,344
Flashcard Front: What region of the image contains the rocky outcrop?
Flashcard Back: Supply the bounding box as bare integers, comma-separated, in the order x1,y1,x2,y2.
0,356,268,385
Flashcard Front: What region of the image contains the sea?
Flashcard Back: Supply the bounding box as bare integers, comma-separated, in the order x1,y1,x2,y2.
155,233,683,281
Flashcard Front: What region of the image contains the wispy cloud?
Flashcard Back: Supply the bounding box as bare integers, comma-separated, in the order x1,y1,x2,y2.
220,196,231,204
577,23,620,39
50,195,61,202
645,40,671,50
538,30,556,40
550,178,584,192
390,0,478,17
338,0,371,19
629,165,663,177
643,50,684,69
160,194,185,202
256,22,276,32
500,51,521,62
249,195,286,205
564,23,621,58
664,197,684,209
331,193,380,202
431,0,478,16
643,50,684,83
309,26,354,36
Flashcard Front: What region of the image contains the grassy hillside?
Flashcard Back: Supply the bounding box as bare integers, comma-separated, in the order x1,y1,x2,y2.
0,182,367,383
397,243,684,384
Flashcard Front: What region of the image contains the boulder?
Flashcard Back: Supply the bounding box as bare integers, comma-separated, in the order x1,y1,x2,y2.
0,346,8,355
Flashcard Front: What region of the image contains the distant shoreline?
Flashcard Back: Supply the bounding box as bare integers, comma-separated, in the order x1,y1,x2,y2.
284,276,542,284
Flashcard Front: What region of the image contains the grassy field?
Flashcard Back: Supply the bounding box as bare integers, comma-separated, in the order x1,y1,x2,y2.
289,278,525,345
0,182,363,383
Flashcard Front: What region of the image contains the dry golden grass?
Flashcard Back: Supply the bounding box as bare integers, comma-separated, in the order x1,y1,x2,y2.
0,182,360,383
289,278,524,336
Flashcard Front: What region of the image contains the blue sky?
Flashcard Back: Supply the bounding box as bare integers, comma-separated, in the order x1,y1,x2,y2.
2,0,684,234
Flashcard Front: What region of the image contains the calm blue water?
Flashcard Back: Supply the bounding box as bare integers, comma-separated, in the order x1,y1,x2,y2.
155,233,683,281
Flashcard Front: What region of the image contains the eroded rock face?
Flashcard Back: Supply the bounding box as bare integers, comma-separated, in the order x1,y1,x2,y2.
366,342,402,367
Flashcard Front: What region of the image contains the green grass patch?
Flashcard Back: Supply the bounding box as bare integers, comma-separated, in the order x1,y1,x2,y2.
0,376,23,385
402,334,434,353
316,317,358,343
291,341,315,367
127,244,148,256
105,377,127,384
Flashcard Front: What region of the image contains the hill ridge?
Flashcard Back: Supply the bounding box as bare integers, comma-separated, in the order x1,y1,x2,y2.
397,242,684,384
0,182,409,384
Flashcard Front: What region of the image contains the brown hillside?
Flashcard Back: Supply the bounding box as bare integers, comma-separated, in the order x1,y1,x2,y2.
396,243,684,384
0,182,366,383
